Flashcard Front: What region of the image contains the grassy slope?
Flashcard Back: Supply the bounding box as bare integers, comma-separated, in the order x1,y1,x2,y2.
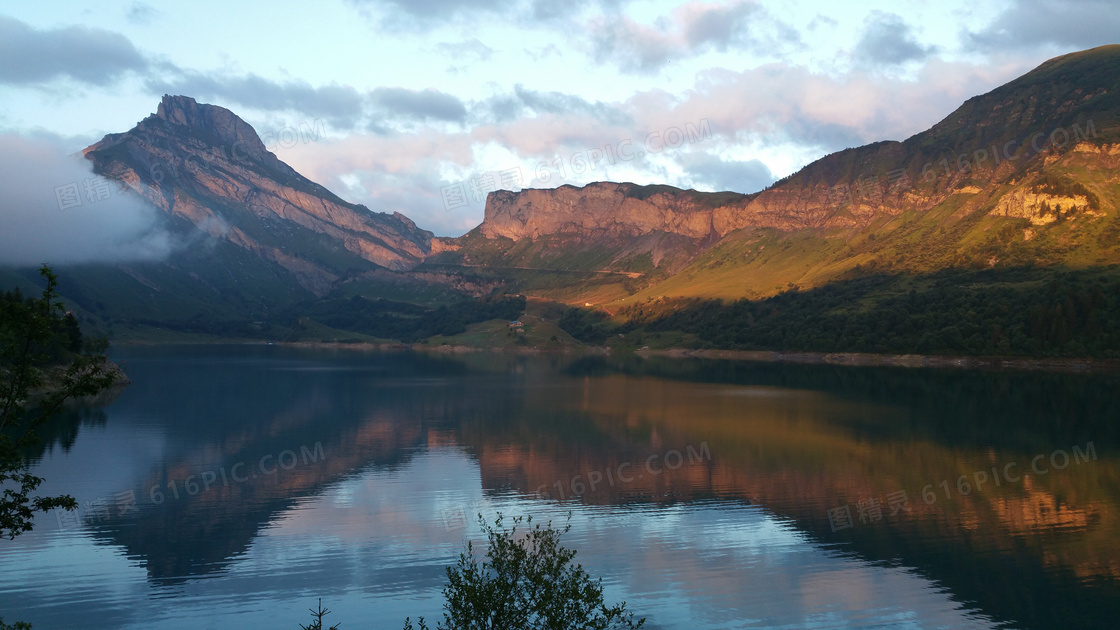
423,297,580,350
326,272,468,307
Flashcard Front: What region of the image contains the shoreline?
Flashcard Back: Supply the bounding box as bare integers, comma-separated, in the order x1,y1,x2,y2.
111,338,1120,373
241,340,1119,373
633,347,1119,373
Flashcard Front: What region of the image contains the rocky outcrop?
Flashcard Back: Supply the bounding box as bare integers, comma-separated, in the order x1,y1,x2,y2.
481,183,744,240
990,190,1095,224
84,95,433,293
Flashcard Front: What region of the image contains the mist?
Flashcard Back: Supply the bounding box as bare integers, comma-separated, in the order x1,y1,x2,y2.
0,132,175,267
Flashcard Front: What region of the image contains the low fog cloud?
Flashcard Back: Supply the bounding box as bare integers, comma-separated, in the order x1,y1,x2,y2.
0,133,175,267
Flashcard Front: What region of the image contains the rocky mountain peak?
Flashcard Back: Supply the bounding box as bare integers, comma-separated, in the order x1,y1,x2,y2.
149,94,271,163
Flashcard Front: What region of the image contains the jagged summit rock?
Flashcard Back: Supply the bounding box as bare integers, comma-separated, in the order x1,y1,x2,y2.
153,95,269,160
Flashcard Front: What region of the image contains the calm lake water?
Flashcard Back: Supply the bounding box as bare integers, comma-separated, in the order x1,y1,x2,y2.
1,345,1118,629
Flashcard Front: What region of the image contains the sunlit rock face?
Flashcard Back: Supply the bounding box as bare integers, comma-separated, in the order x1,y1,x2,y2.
481,183,743,241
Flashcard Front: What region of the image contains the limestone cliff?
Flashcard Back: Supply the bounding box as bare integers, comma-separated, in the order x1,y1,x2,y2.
481,183,745,241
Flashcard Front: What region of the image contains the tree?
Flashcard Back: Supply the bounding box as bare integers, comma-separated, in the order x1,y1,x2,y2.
404,513,644,630
298,599,340,630
1,265,120,541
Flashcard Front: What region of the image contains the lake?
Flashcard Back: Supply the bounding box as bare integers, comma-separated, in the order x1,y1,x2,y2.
1,345,1117,629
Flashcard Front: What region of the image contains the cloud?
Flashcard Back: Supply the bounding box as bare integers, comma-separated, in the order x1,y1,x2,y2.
436,38,495,74
278,131,481,237
364,0,504,18
0,133,175,267
0,15,148,85
477,86,631,126
146,73,366,128
471,114,630,159
126,2,160,25
187,83,477,132
525,43,562,61
349,0,623,27
633,58,1028,155
807,14,838,31
371,87,468,123
589,15,680,73
588,1,799,73
435,38,494,62
965,0,1120,51
679,1,762,51
678,152,774,193
854,12,936,66
352,168,482,237
505,85,631,125
529,0,593,20
346,0,506,29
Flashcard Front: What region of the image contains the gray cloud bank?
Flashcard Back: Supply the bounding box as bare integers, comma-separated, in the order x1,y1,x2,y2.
0,15,148,85
146,73,367,129
965,0,1120,51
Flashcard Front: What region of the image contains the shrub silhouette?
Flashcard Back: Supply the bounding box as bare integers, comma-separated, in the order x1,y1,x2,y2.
403,513,644,630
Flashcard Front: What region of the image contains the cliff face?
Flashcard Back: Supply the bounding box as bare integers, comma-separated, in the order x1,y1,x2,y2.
84,95,433,293
481,183,745,240
478,174,923,243
474,169,970,247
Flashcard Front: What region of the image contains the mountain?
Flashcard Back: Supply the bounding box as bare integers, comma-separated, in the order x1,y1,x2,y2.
84,95,434,294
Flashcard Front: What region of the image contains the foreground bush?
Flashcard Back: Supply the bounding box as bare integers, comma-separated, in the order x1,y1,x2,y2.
299,514,644,629
404,514,643,630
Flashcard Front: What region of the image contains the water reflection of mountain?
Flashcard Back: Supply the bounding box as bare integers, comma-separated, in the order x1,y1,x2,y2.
562,355,1120,450
68,347,482,582
61,347,1119,627
468,357,1120,629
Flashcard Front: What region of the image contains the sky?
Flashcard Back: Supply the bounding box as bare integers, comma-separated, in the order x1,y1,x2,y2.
1,0,1118,244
